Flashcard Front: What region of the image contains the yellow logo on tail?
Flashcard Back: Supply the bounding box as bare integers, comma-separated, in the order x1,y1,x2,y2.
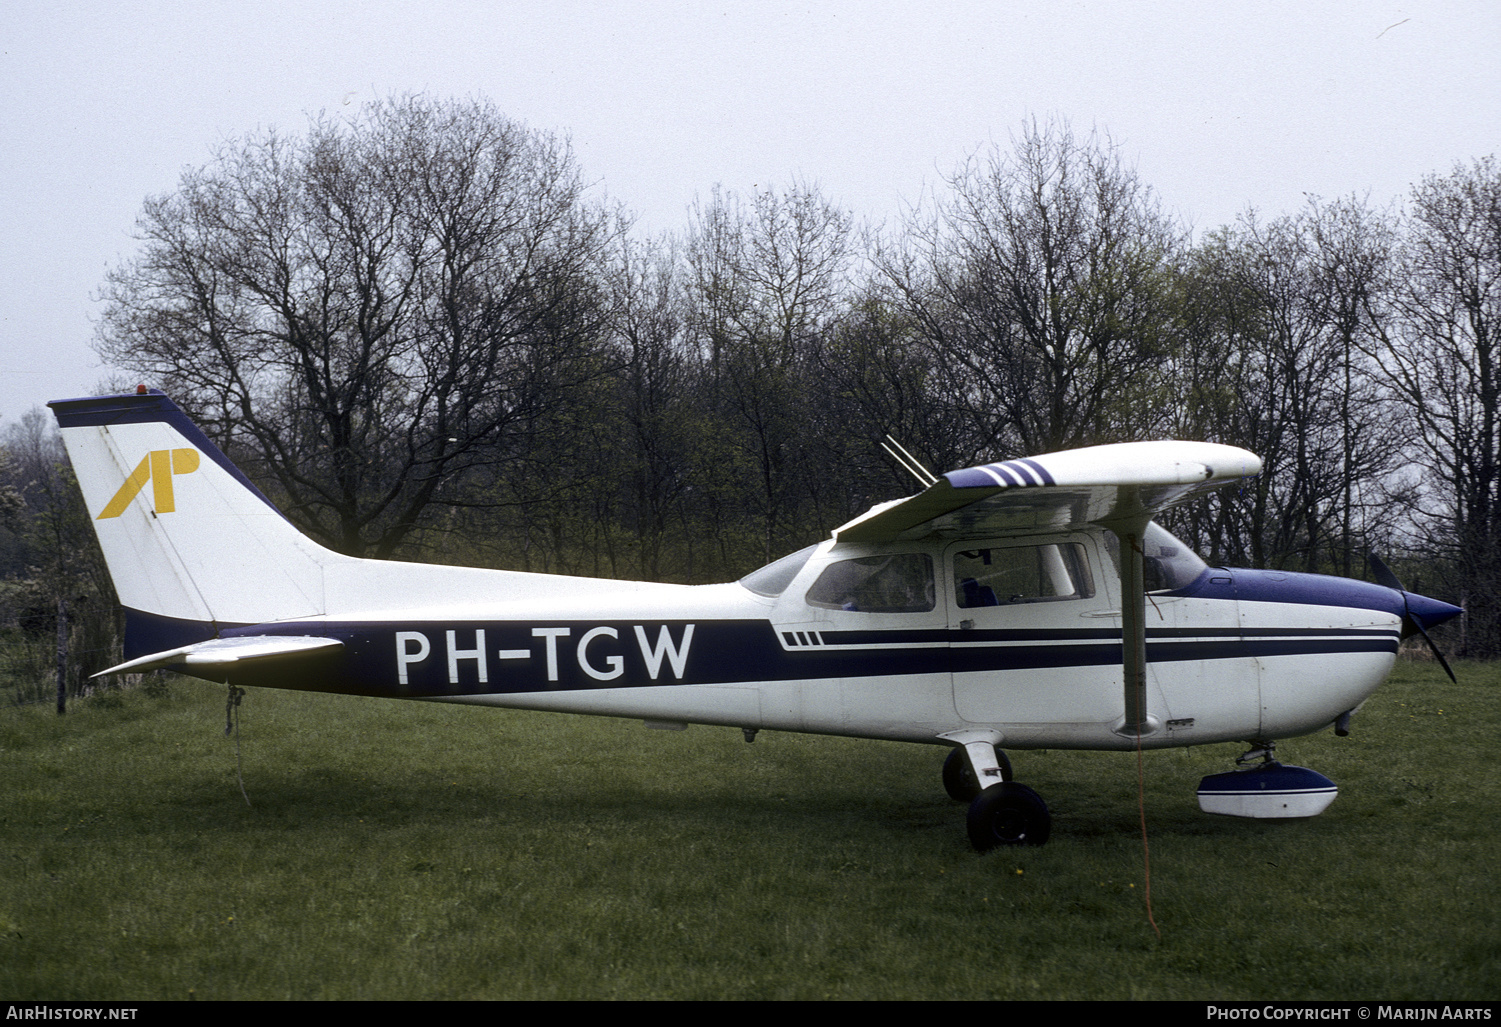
97,449,201,519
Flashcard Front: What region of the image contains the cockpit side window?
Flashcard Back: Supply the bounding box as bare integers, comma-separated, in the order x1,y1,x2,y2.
805,553,935,613
954,543,1095,607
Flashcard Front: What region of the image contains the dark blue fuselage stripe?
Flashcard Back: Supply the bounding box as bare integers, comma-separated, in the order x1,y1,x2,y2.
193,617,1400,698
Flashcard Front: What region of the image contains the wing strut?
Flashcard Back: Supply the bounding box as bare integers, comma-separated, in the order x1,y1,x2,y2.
1106,507,1158,737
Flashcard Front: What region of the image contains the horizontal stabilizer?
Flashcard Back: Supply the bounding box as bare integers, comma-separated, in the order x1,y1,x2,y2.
93,635,345,678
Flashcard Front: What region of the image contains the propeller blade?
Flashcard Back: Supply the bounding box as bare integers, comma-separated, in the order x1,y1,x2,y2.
1367,552,1404,592
1411,618,1459,684
1367,552,1459,683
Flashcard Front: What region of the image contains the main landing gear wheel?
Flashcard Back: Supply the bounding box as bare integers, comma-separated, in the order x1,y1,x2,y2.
967,782,1051,850
942,746,1013,801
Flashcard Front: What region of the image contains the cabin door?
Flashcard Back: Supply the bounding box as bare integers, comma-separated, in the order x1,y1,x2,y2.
946,536,1123,726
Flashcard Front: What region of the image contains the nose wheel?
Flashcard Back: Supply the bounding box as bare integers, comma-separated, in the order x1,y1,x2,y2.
1197,739,1338,819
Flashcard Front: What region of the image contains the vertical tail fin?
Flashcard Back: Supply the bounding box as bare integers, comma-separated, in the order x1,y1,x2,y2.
50,391,333,653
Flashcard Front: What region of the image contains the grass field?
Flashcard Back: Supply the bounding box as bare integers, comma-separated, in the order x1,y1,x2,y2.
1,661,1496,1000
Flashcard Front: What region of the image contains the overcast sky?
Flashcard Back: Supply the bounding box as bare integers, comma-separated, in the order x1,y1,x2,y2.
3,0,1498,423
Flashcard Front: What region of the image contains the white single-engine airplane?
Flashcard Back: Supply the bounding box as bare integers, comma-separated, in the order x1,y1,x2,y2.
52,389,1463,849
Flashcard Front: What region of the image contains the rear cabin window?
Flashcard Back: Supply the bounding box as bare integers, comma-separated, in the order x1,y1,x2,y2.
805,554,935,613
954,543,1095,608
739,544,819,597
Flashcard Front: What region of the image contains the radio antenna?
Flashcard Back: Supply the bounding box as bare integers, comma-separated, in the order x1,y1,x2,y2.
881,435,939,488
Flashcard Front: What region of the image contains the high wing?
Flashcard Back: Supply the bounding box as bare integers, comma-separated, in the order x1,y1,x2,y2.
834,441,1262,543
833,440,1261,741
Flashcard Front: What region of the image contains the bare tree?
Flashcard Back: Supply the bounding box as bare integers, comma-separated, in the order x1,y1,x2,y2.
1371,157,1501,655
1,411,119,693
96,96,617,558
685,180,854,561
606,234,699,578
811,287,959,512
1170,200,1399,572
1305,195,1404,576
879,119,1185,461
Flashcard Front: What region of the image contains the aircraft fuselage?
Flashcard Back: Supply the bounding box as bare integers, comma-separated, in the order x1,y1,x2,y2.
174,532,1406,752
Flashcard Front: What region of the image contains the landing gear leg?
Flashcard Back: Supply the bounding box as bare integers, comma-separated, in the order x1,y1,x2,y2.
942,745,1012,801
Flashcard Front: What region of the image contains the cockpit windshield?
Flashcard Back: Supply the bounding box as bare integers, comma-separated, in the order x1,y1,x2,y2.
1142,523,1209,590
1110,525,1212,588
1103,523,1209,592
